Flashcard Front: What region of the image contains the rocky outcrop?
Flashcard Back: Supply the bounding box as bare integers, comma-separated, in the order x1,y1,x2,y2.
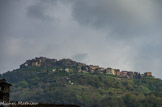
20,57,85,68
20,57,57,68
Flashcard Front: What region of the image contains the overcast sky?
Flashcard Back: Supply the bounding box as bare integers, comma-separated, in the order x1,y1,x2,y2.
0,0,162,78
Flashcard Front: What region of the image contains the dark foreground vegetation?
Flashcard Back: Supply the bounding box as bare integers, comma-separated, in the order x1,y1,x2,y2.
1,58,162,107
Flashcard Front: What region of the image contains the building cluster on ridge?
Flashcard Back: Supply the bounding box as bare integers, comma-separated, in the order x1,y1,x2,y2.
78,65,152,78
20,57,152,79
20,57,57,68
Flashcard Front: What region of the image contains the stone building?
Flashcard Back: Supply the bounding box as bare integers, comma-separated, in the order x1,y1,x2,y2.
111,69,116,75
20,57,57,68
127,72,134,78
115,69,120,76
144,72,152,76
104,68,113,75
89,65,100,73
0,79,12,102
65,68,70,72
134,72,141,79
120,71,128,77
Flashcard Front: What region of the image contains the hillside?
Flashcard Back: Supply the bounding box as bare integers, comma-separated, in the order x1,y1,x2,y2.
1,57,162,107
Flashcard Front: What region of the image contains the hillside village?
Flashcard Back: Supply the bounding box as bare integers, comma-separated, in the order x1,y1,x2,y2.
20,57,152,79
2,57,162,107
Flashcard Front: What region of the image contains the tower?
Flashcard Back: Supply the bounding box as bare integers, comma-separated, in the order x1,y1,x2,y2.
0,79,12,102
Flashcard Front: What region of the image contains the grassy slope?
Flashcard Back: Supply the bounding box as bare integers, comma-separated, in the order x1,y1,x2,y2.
1,66,162,107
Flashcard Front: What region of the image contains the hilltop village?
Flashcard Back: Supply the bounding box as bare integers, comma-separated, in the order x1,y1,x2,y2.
20,57,152,79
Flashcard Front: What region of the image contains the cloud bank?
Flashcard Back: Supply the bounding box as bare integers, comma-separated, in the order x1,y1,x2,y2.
0,0,162,78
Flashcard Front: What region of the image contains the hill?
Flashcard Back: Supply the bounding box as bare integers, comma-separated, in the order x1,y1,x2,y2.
1,57,162,107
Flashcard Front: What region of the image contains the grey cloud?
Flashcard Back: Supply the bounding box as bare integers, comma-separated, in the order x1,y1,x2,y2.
27,0,58,21
26,0,73,21
0,0,162,79
0,0,19,33
71,0,162,78
0,0,12,36
0,0,19,64
72,0,159,38
27,4,49,20
71,53,88,62
27,2,50,20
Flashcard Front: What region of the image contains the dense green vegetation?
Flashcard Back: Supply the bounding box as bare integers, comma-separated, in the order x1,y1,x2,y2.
1,66,162,107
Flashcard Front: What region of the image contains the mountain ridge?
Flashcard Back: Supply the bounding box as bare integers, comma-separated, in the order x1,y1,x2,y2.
19,57,152,79
0,57,162,107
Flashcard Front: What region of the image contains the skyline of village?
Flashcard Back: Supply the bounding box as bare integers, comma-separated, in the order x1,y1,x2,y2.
20,57,153,79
